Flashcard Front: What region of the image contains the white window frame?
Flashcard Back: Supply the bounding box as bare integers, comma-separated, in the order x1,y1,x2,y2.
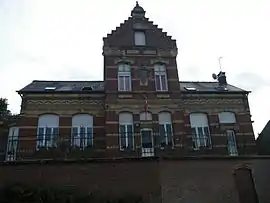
119,113,134,150
154,64,168,92
71,114,93,149
37,114,59,149
218,112,236,124
189,113,212,150
158,112,174,148
134,31,146,46
118,64,132,91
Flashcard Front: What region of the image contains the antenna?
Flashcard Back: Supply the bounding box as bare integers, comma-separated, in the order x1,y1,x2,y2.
218,56,223,71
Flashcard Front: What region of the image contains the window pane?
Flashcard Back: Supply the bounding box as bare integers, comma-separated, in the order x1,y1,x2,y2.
80,127,85,148
127,125,133,148
166,124,173,146
159,125,166,147
45,128,52,147
119,125,126,148
203,127,211,148
52,128,59,147
155,75,161,91
191,127,199,149
118,76,124,91
134,31,146,45
86,127,93,146
142,130,152,148
161,74,167,91
37,128,45,147
124,76,131,91
72,127,79,147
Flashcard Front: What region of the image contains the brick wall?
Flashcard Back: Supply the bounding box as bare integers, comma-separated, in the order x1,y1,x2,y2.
1,157,270,203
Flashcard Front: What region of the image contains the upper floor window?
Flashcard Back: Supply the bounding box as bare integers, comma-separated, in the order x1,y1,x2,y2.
37,114,59,149
71,114,93,149
118,63,131,91
189,113,211,150
154,64,168,92
119,112,134,150
218,112,236,124
158,112,173,148
134,31,146,46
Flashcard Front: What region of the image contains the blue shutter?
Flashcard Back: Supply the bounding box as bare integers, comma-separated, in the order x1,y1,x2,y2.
119,125,126,149
127,125,133,149
166,124,173,146
86,127,93,147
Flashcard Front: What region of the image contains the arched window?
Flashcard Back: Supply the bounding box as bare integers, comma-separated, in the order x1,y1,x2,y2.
71,114,93,149
118,63,131,91
218,112,236,124
119,112,134,150
154,64,168,92
140,111,152,121
158,112,173,148
37,114,59,149
6,126,19,161
189,113,211,149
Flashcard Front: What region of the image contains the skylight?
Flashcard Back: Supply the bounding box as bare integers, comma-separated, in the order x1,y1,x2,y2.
45,87,56,90
184,87,197,91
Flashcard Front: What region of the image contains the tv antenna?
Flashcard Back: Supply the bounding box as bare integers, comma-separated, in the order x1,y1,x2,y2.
218,56,223,71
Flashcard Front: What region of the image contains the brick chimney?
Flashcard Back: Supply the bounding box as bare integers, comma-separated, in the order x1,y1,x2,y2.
217,71,227,87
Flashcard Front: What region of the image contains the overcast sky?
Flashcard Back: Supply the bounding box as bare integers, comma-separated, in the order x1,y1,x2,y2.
1,0,269,137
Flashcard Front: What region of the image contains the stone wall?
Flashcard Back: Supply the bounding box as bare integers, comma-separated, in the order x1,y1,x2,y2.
1,157,270,203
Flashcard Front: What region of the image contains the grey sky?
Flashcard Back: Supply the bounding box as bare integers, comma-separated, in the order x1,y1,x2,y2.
1,0,269,137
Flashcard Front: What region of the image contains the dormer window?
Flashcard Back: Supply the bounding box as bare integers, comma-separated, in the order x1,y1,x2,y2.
118,63,132,91
134,31,146,46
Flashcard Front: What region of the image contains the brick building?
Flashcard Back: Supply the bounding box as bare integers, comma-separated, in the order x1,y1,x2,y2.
5,2,256,161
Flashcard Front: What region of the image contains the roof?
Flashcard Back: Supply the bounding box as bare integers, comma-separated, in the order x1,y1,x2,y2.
180,81,250,94
17,80,249,94
17,80,104,93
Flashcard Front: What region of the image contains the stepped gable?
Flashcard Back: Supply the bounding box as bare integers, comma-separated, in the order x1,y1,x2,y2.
103,2,177,49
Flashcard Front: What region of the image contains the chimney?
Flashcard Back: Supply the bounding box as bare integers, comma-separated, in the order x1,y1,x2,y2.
217,71,227,86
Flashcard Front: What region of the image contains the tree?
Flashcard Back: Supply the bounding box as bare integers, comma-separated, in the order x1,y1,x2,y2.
0,98,11,120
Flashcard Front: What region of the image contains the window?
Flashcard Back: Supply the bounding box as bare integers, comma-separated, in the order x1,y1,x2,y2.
118,64,131,91
119,112,134,150
218,112,236,124
189,113,211,149
226,130,238,156
154,64,168,91
37,114,59,149
6,126,19,161
134,31,146,46
71,114,93,149
158,112,173,148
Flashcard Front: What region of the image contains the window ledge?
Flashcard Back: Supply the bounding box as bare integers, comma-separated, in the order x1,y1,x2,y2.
157,94,170,98
118,94,133,98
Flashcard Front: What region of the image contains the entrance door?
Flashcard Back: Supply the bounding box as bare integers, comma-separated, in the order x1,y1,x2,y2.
141,128,154,157
226,130,238,156
6,127,19,161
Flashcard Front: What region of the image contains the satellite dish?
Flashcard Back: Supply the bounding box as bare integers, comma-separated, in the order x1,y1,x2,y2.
212,73,217,80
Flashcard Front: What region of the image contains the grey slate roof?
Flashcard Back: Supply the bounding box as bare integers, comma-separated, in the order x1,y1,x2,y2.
180,81,249,93
17,80,249,94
